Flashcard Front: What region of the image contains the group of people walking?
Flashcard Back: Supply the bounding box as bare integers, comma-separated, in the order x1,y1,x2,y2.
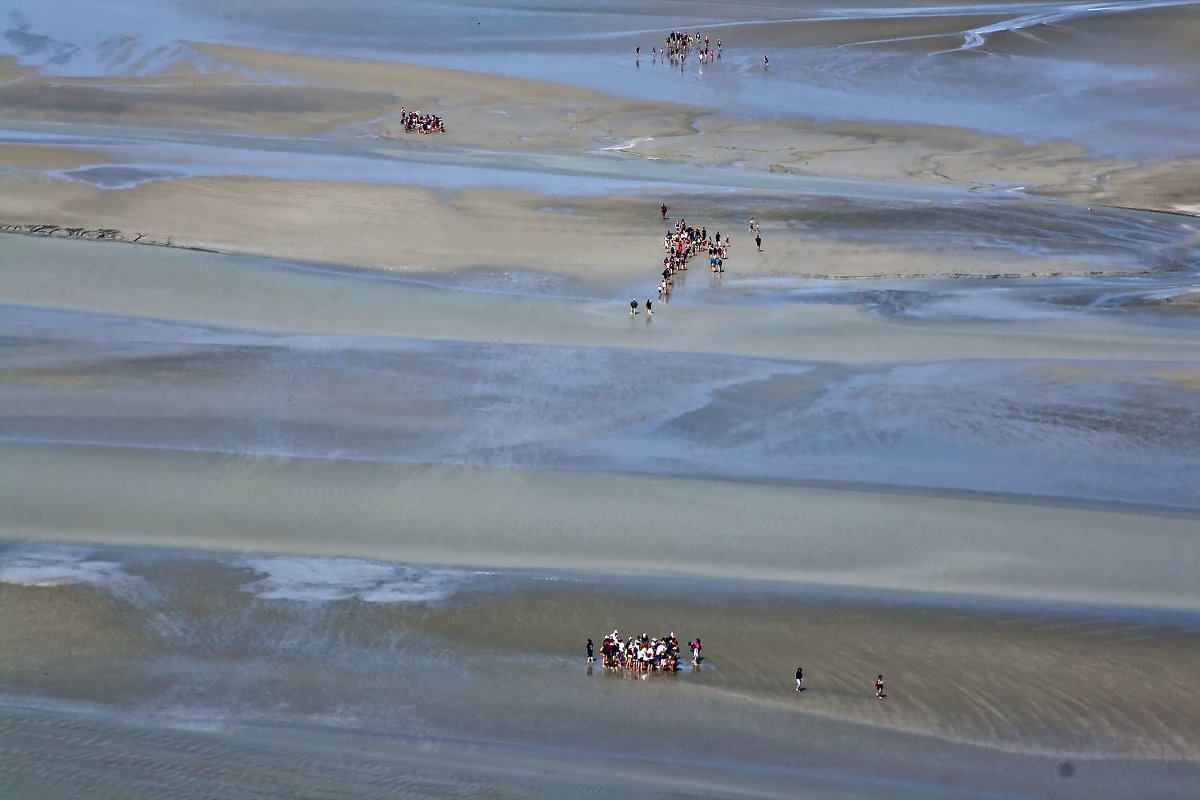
659,213,731,297
636,30,765,72
629,207,732,314
653,29,721,67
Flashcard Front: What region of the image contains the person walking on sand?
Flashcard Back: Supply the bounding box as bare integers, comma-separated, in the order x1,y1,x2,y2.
630,299,639,315
756,233,762,251
586,638,594,663
646,299,653,315
796,666,804,691
875,675,884,699
661,203,668,220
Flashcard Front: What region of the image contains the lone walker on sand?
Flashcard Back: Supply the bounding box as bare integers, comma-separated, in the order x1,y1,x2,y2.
796,666,804,691
756,233,762,251
875,675,884,699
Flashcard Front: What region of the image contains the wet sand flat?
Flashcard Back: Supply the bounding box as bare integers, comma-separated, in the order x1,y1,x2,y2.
1,546,1198,800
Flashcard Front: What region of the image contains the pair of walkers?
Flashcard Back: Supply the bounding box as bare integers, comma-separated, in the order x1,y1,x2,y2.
794,668,886,699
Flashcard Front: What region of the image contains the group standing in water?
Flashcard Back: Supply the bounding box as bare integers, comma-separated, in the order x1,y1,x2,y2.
592,630,703,674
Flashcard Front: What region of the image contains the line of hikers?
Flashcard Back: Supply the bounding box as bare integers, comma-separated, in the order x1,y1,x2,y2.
659,215,730,299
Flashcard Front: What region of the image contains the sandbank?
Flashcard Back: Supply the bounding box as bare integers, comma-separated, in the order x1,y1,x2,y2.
4,443,1197,613
1,45,1195,287
0,171,1188,289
